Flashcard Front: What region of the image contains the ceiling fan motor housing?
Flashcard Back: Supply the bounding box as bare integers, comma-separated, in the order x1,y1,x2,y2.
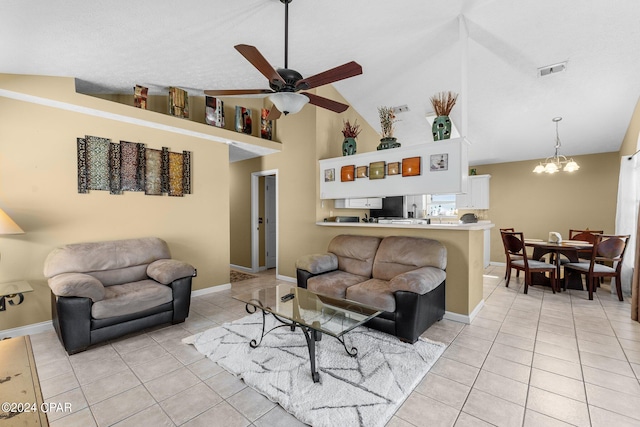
271,68,307,92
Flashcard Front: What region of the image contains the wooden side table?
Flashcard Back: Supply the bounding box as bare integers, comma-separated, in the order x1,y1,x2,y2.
0,280,33,311
0,335,48,425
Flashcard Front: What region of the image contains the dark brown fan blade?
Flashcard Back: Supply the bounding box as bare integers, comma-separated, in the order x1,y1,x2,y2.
302,92,349,113
204,89,273,96
235,44,286,88
296,61,362,90
266,105,282,120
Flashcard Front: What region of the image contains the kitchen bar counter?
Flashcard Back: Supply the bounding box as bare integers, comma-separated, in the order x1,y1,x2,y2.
314,221,493,323
316,221,494,231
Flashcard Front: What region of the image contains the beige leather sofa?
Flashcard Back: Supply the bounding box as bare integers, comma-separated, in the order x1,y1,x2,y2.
44,237,195,354
296,234,446,343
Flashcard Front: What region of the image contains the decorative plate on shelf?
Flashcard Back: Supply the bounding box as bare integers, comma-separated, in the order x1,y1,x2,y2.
369,161,385,180
388,162,400,176
402,157,421,176
341,165,355,182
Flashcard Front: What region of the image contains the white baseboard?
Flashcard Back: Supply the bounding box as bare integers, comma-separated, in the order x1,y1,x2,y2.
230,264,254,274
443,299,485,324
277,274,296,283
191,283,231,298
0,320,54,340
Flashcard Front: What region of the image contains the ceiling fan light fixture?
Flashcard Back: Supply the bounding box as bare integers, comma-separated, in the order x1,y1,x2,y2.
269,92,309,115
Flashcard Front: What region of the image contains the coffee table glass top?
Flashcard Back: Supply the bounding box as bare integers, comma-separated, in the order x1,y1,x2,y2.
234,284,382,338
0,280,33,297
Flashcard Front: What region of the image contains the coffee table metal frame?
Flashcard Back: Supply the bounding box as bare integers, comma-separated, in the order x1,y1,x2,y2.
234,285,381,383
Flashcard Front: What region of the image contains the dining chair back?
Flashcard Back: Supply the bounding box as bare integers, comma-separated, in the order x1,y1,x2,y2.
569,229,603,259
501,231,557,294
563,234,630,301
499,228,520,280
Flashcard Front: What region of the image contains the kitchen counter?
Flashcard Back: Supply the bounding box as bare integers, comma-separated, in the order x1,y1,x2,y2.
317,220,494,231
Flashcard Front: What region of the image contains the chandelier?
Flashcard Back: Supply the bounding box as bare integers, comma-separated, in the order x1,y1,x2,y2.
533,117,580,174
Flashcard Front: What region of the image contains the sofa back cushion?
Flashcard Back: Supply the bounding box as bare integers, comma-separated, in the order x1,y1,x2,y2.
372,236,447,281
43,237,171,286
328,235,382,278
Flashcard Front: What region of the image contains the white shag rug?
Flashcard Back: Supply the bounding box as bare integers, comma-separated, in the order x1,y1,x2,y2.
183,312,446,427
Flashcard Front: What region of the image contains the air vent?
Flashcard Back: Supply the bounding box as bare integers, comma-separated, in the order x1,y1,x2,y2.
538,61,567,77
392,105,410,114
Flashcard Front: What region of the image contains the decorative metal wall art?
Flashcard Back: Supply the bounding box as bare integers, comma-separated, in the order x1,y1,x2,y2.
77,136,192,197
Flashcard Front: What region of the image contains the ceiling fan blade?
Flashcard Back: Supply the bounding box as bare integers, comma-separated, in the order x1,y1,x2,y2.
204,89,273,96
296,61,363,90
235,44,286,88
266,105,282,121
302,92,349,113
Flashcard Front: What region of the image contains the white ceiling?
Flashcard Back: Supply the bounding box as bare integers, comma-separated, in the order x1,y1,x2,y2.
2,0,640,165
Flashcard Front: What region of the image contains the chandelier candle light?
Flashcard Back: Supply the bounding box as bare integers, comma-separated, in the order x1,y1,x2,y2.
533,117,580,174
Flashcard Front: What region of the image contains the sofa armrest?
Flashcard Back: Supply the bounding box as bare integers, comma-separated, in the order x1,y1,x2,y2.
48,273,105,302
147,259,195,285
295,253,338,275
389,267,446,295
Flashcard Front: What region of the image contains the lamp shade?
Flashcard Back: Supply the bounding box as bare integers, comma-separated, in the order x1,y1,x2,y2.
0,208,24,234
268,92,309,115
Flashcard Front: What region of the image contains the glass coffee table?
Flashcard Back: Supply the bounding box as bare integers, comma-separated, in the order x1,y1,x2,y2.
234,284,382,383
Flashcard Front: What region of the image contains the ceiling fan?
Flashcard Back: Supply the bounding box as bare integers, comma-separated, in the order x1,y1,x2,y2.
204,0,362,120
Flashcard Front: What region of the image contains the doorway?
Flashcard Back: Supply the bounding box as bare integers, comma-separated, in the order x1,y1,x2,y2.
251,170,278,274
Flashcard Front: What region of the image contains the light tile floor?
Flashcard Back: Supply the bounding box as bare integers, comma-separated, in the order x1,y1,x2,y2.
29,266,640,426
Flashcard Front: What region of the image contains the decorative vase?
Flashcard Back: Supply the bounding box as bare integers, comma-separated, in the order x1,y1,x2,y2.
432,115,452,141
377,137,401,151
342,137,357,156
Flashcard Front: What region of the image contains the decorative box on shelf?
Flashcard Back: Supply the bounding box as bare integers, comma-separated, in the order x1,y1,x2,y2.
319,138,469,200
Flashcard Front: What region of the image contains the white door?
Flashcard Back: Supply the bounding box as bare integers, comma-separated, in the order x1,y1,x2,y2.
265,175,276,269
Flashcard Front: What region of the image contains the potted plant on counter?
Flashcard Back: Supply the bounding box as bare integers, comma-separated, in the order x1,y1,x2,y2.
341,119,361,156
377,106,401,150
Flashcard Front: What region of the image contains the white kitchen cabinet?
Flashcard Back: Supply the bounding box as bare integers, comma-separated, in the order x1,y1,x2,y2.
334,198,383,209
456,175,491,209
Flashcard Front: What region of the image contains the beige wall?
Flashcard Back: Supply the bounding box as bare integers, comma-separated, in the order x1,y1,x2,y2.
0,75,231,331
475,152,620,264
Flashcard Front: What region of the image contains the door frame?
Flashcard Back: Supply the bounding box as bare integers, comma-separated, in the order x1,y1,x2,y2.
251,169,278,274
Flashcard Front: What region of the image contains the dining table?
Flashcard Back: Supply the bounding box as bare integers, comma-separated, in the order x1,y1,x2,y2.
524,239,593,290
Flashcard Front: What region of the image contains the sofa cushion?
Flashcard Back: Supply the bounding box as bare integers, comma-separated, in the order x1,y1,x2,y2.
372,236,447,281
389,267,446,295
147,259,195,284
295,253,338,275
346,279,395,312
43,237,171,278
48,273,105,302
88,265,149,287
91,279,173,319
307,270,369,299
328,235,382,278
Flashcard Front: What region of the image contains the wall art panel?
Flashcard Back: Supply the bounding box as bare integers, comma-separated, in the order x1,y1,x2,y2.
77,138,88,194
183,151,192,194
109,142,122,194
145,149,162,195
85,135,111,191
169,152,184,197
120,141,145,191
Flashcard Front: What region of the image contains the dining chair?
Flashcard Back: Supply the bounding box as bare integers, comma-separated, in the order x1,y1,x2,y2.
563,234,630,301
569,229,603,260
501,231,557,294
499,228,520,280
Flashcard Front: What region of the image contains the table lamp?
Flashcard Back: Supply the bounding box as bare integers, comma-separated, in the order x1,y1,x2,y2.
0,207,24,236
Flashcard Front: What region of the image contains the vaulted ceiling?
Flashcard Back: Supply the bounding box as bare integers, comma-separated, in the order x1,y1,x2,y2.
2,0,639,165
